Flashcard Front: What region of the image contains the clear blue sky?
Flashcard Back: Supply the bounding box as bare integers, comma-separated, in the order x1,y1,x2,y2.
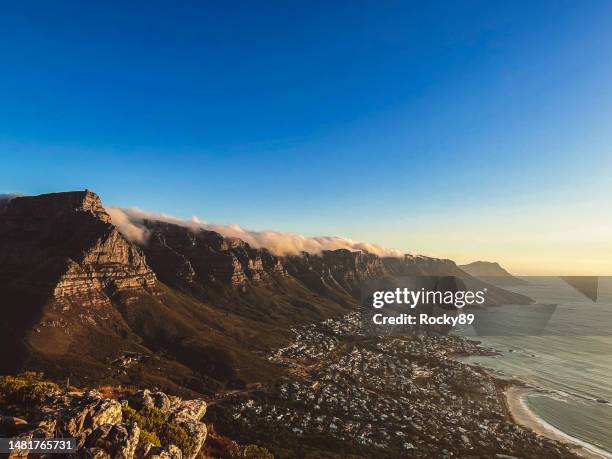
1,1,611,273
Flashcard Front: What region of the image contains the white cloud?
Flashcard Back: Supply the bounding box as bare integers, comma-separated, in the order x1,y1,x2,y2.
107,206,404,257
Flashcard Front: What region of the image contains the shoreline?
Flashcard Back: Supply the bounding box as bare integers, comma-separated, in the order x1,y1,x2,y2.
506,386,612,459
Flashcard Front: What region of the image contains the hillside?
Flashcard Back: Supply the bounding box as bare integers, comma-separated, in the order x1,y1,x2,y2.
0,191,529,395
459,261,529,286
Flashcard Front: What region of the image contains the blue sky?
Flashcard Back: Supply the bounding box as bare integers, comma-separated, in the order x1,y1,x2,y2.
1,1,611,273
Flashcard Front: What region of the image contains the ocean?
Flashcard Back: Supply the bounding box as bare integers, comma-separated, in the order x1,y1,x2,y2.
457,276,612,453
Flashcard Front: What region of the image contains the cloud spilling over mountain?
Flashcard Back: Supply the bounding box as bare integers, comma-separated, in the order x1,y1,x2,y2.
107,206,404,257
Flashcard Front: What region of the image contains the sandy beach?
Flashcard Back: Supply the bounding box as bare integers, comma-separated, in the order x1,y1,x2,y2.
506,386,612,459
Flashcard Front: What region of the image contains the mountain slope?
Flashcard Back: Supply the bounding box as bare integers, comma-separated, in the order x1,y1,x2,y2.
0,190,529,395
460,260,529,286
141,219,530,316
0,191,281,392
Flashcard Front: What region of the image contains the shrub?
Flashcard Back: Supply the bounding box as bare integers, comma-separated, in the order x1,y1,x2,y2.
139,429,161,448
242,444,275,459
159,422,198,456
122,405,196,456
121,405,141,424
0,372,60,406
122,405,169,431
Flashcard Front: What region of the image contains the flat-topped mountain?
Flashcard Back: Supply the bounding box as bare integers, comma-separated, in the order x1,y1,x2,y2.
0,190,529,394
0,190,156,298
3,190,112,222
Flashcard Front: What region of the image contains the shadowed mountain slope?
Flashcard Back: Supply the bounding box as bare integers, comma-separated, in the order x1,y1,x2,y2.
460,261,529,286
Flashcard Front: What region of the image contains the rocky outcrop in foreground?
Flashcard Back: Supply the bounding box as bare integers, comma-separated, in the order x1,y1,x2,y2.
1,379,207,459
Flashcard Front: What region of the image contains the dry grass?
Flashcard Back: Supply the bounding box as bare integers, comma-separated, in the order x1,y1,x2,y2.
96,384,138,399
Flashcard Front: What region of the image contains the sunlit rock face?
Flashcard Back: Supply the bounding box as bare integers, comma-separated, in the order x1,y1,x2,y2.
139,218,467,299
0,190,157,302
0,190,159,380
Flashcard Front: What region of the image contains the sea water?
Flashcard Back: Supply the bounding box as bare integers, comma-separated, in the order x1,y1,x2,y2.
457,277,612,453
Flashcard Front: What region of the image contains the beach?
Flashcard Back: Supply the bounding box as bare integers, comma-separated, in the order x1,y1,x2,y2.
506,386,612,459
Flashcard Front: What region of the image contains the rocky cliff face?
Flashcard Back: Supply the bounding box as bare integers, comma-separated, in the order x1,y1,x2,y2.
139,220,524,306
0,191,162,383
143,220,287,289
0,190,156,302
285,251,468,298
4,190,112,223
142,220,453,295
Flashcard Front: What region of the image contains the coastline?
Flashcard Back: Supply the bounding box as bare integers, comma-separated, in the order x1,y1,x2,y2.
506,386,612,459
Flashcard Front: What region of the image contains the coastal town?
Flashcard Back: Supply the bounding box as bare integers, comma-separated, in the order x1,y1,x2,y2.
211,312,579,458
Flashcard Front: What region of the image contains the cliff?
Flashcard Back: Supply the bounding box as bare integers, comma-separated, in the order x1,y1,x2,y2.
141,220,529,312
0,190,156,299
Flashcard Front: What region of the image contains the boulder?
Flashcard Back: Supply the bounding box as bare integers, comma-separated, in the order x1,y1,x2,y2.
86,422,140,459
0,415,29,435
83,447,112,459
30,418,57,438
135,439,155,458
145,444,182,459
85,424,113,447
177,421,207,459
8,431,33,458
55,392,122,436
110,423,140,458
169,399,207,423
129,390,173,412
128,390,155,410
151,392,172,411
3,388,208,459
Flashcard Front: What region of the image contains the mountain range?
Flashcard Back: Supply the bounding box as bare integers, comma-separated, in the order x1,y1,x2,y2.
0,190,529,395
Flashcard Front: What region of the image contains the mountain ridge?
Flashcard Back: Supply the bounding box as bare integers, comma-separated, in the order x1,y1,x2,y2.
0,190,530,394
460,260,529,286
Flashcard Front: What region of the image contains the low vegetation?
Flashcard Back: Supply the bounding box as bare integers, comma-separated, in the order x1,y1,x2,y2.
199,424,275,459
0,372,60,408
242,444,275,459
122,405,197,455
0,373,275,458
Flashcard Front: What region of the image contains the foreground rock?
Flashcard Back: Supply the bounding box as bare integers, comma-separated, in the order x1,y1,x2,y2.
0,386,207,459
128,389,208,459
